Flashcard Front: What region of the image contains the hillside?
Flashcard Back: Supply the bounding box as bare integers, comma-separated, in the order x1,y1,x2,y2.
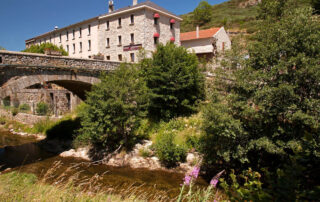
181,0,312,33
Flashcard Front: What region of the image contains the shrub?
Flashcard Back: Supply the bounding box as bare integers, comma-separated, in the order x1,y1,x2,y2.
19,103,31,112
36,102,49,116
22,43,68,56
11,108,19,116
31,118,55,134
77,63,149,151
138,148,152,158
141,43,205,121
154,131,186,167
3,97,11,107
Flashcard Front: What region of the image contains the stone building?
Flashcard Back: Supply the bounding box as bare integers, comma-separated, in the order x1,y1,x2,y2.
25,0,182,62
180,27,231,60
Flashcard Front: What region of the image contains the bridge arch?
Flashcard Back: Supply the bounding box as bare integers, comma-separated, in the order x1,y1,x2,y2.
0,73,100,100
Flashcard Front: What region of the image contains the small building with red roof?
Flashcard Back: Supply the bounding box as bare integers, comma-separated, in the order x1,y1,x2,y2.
180,26,231,60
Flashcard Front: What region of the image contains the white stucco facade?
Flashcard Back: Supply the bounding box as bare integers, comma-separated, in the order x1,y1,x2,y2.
181,27,231,57
25,1,182,62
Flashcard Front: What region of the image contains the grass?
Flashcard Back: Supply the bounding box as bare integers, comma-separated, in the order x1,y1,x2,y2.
0,160,222,201
0,171,143,202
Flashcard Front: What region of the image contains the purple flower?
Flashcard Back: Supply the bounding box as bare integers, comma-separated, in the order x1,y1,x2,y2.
191,166,200,179
210,170,225,188
184,175,191,185
210,179,219,187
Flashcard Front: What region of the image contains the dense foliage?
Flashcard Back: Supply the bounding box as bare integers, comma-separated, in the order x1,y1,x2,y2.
312,0,320,14
23,43,68,56
77,64,149,150
142,43,205,121
153,131,187,167
193,0,213,26
201,1,320,199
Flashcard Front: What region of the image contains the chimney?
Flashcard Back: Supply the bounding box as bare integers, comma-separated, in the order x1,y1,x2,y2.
196,26,199,38
133,0,138,6
109,0,114,13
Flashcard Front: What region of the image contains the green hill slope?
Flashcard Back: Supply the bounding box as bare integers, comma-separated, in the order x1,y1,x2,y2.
181,0,312,33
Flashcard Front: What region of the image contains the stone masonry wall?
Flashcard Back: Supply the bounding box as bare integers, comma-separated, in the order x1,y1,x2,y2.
0,50,120,70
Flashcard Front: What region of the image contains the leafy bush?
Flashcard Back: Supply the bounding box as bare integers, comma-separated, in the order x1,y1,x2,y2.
22,43,68,56
138,148,152,158
141,43,205,121
2,97,11,107
154,131,187,167
11,108,19,116
19,103,31,112
46,116,81,140
77,63,149,151
220,169,271,201
201,2,320,200
36,102,49,116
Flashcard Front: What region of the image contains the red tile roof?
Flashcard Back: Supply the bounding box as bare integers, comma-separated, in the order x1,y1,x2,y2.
180,27,221,41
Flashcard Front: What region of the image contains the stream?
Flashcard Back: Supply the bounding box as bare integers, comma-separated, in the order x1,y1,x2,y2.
0,128,208,200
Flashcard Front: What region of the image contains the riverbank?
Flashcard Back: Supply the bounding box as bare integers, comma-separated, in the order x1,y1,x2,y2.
0,114,201,174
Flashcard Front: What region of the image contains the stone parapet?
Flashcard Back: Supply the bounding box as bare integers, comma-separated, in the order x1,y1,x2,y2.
0,50,120,71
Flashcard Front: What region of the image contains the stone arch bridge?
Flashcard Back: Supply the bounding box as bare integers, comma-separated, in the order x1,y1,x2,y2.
0,51,120,111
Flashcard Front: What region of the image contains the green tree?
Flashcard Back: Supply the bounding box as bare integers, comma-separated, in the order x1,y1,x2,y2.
23,43,68,56
77,63,149,151
193,0,212,26
0,46,5,50
141,43,205,121
202,5,320,171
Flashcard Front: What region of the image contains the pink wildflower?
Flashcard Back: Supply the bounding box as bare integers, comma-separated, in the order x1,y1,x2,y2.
184,175,191,185
210,170,225,188
191,166,200,179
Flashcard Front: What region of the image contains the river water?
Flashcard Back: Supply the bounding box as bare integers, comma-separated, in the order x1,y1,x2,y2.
0,128,207,200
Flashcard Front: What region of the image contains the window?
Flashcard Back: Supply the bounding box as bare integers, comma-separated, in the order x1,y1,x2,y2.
88,25,91,36
118,18,122,28
106,38,110,48
50,36,52,43
118,35,122,46
130,14,134,24
118,54,122,61
130,33,134,44
79,27,82,38
106,56,110,60
59,34,62,43
0,57,2,64
73,43,75,54
72,30,75,39
66,31,69,41
66,45,69,53
154,37,159,45
106,21,110,30
170,23,174,29
154,18,158,25
88,40,91,51
130,53,135,62
79,42,82,52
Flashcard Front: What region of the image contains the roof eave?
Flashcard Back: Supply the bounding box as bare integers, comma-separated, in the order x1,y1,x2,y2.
99,5,182,21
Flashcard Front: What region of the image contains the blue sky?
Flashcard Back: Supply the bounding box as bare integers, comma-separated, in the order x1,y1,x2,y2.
0,0,227,51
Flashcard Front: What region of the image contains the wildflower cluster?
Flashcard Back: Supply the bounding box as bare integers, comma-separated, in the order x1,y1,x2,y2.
177,166,224,202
